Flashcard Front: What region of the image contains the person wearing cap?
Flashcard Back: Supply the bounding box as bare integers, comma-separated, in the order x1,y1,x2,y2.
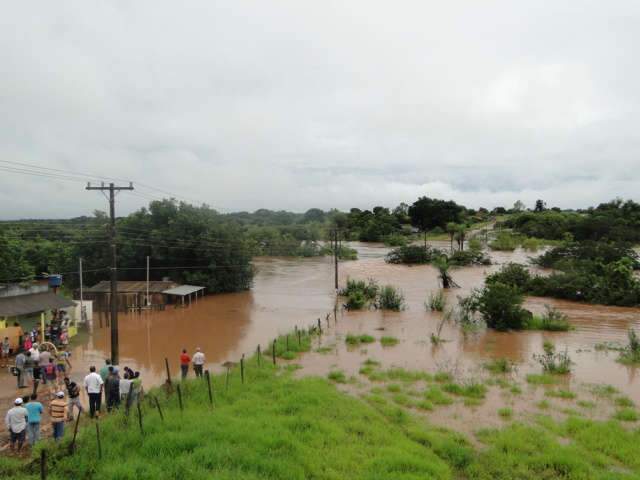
49,391,68,442
5,398,28,452
25,394,43,446
192,347,206,378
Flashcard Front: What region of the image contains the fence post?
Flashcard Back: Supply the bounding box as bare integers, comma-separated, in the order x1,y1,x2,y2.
297,328,302,347
176,384,184,412
96,421,102,459
68,411,82,453
257,345,261,367
40,449,47,480
317,318,322,334
272,340,276,365
165,357,172,386
205,370,213,407
326,313,330,328
240,354,245,384
154,395,164,421
137,398,144,435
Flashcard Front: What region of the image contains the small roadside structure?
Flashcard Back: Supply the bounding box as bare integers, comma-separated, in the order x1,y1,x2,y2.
83,281,178,312
162,285,206,307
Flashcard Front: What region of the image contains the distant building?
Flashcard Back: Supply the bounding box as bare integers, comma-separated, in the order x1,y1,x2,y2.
83,281,179,312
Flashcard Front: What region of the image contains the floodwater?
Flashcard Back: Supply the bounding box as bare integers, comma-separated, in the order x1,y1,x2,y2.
1,242,639,436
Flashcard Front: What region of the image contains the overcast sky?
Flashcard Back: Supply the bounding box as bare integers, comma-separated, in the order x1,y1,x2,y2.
1,1,639,219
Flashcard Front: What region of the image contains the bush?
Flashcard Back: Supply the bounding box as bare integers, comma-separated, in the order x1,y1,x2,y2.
380,336,399,347
383,233,408,247
489,232,519,251
386,245,439,264
448,250,491,266
525,305,571,331
340,278,378,309
483,358,514,374
486,263,531,290
476,282,530,330
618,329,640,365
427,291,446,311
533,341,572,374
346,291,367,310
377,285,406,311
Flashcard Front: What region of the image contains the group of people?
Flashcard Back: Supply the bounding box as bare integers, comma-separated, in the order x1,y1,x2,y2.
83,360,143,417
4,391,69,452
179,347,206,379
13,343,72,392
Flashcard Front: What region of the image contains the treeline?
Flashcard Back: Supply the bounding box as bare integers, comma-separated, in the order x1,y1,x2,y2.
0,200,254,293
503,199,640,242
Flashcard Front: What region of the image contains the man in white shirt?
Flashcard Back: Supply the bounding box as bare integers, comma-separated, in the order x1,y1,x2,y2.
5,398,28,452
192,347,206,378
84,366,104,418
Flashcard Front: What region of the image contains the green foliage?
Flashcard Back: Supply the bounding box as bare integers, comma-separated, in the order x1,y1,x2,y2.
340,278,378,310
385,245,439,264
526,374,559,385
475,282,530,330
427,291,447,311
520,237,542,251
380,336,399,347
408,197,465,234
467,237,483,253
377,285,406,311
483,358,514,374
534,341,572,374
443,381,487,399
618,329,640,365
613,408,639,422
383,233,408,247
327,370,347,383
447,249,491,266
345,334,375,346
525,306,571,332
486,263,531,290
0,232,34,282
497,407,513,419
545,389,577,400
488,231,519,251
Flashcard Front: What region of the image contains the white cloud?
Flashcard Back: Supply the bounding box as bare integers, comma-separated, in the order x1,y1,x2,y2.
0,1,639,218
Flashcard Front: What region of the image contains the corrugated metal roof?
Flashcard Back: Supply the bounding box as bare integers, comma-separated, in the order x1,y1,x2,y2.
0,292,75,317
162,285,206,296
85,281,177,293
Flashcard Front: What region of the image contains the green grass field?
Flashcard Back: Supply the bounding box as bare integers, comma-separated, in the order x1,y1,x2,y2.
3,357,640,479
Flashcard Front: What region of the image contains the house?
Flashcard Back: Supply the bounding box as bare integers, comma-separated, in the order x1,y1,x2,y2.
83,281,179,312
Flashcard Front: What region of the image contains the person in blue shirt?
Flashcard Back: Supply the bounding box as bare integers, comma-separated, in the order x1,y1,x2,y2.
25,394,43,446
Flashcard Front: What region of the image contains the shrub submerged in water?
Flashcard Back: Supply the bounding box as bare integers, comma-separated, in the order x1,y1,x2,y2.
618,329,640,365
377,285,406,311
534,340,572,374
386,245,439,264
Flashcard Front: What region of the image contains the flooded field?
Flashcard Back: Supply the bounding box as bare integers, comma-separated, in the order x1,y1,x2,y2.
1,242,639,434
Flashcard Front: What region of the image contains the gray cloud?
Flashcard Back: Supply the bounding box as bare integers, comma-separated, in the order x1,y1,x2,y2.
1,1,639,218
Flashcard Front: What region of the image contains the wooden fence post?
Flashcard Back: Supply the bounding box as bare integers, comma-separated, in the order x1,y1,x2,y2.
96,421,102,459
165,357,172,385
137,398,144,435
317,318,322,334
240,354,245,384
297,329,302,347
205,370,213,407
176,384,184,412
40,449,47,480
68,411,82,453
257,345,261,367
154,395,164,421
272,340,276,365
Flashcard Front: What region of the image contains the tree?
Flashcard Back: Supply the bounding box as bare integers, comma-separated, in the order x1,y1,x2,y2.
455,225,467,251
446,222,457,252
303,208,325,223
534,199,546,212
477,282,530,330
0,232,34,282
408,197,464,249
513,200,525,212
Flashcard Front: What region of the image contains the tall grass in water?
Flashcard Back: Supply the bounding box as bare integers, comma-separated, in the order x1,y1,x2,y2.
377,285,406,311
525,305,571,331
533,340,572,374
618,328,640,365
427,291,447,312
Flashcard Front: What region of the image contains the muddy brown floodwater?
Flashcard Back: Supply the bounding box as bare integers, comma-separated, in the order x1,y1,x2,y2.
1,242,639,438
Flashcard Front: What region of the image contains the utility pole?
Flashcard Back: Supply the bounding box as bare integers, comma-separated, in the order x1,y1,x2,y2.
79,257,84,323
334,229,339,291
146,256,150,307
86,182,134,364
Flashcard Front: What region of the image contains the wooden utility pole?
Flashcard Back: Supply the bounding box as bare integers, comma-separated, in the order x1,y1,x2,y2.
334,229,339,290
86,182,134,364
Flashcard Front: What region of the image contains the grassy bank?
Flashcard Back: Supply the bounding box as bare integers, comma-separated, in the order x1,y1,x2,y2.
3,355,640,479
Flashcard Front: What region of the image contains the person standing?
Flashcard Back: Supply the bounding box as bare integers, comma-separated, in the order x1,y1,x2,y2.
23,351,34,387
15,350,26,389
49,391,68,442
23,336,32,352
192,347,205,378
64,377,83,420
99,359,111,403
119,372,133,403
56,349,72,379
1,336,10,367
25,394,43,446
84,366,104,418
180,349,190,380
5,398,28,452
105,367,120,412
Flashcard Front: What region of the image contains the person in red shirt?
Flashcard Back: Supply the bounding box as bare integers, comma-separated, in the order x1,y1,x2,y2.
179,349,190,380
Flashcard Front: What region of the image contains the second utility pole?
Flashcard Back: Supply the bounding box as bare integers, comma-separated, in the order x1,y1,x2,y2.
86,182,134,364
334,229,339,290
